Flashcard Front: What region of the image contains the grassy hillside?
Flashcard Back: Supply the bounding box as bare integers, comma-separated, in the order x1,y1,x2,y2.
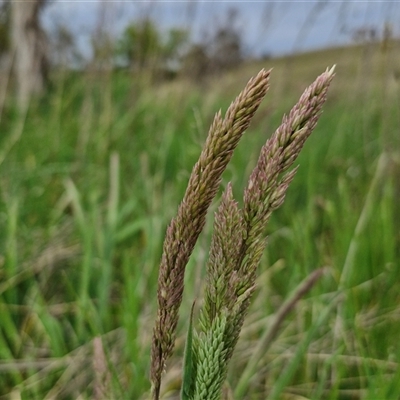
0,41,399,399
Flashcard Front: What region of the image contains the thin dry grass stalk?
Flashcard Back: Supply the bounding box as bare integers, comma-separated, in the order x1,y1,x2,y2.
235,267,327,396
150,69,271,398
93,336,111,400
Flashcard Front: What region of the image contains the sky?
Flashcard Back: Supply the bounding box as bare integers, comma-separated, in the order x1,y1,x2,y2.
43,1,400,60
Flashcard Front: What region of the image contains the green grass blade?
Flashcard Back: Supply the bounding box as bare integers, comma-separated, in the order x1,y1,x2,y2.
181,301,196,400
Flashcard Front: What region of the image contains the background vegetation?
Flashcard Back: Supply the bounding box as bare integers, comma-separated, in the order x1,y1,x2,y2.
0,4,399,399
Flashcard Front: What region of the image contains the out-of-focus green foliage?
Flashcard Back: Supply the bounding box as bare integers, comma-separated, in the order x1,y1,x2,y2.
117,18,189,74
0,41,399,399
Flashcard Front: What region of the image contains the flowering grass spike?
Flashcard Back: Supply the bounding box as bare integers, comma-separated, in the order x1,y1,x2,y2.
150,66,335,399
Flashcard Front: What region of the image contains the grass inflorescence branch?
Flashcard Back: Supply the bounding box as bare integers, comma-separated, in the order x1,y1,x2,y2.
150,66,335,399
150,69,271,398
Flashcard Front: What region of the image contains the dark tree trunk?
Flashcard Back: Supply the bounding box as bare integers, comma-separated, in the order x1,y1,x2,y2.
11,0,48,110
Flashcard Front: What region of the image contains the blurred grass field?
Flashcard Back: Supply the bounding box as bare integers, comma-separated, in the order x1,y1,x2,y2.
0,40,399,399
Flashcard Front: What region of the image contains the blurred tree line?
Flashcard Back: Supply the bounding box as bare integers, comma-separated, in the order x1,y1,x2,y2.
0,2,245,109
0,1,394,109
100,9,245,80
